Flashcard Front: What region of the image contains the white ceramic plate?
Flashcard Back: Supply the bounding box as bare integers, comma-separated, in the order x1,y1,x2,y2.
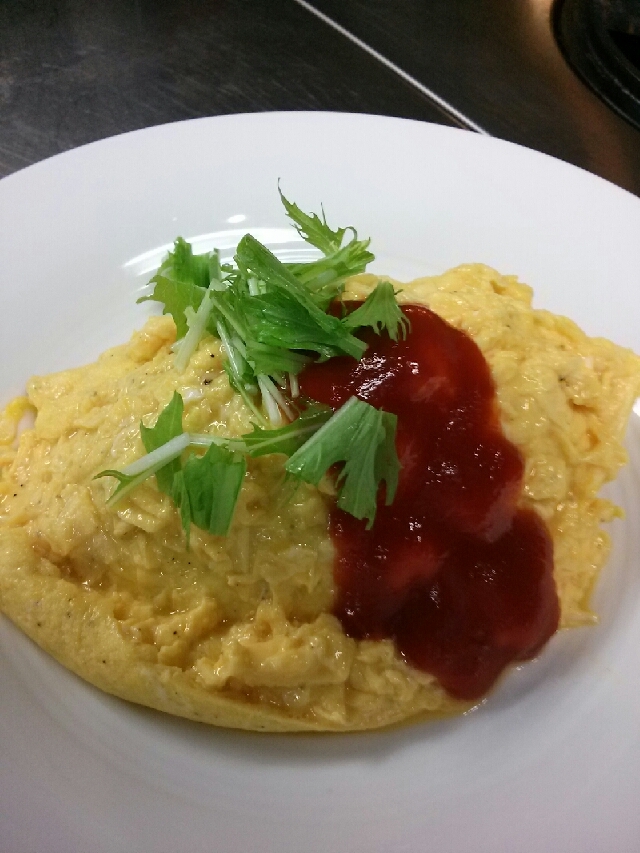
1,113,640,853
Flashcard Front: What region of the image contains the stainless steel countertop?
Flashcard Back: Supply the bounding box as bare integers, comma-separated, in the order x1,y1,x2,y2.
1,0,639,196
298,0,640,196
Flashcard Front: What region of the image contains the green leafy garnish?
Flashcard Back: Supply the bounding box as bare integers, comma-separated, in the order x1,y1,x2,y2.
96,432,191,507
138,275,204,340
140,391,185,493
285,397,400,528
98,393,399,535
235,234,366,361
279,187,348,255
137,238,210,338
101,189,410,537
287,239,375,311
240,404,332,457
97,399,331,536
154,237,211,290
239,286,366,363
342,281,410,342
173,253,224,373
280,188,375,309
176,445,246,540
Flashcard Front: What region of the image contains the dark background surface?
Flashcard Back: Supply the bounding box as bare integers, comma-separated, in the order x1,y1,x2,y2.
301,0,640,192
0,0,456,177
1,0,639,193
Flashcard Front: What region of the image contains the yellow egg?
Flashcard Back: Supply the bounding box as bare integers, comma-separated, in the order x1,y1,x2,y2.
1,265,638,731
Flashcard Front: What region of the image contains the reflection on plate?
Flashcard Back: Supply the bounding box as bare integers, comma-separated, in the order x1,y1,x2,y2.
1,113,640,853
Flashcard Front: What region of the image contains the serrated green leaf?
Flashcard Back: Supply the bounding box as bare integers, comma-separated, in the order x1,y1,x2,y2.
279,187,347,255
242,290,367,362
158,237,210,290
285,396,401,527
138,274,205,339
342,281,410,341
137,238,212,339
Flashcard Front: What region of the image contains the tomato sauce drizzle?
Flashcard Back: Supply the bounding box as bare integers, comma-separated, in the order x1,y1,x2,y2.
299,304,559,700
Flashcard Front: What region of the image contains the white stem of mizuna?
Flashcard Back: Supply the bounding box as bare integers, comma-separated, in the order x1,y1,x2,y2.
119,433,191,477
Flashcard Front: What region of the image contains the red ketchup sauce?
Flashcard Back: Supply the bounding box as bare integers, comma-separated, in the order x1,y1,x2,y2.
299,304,559,700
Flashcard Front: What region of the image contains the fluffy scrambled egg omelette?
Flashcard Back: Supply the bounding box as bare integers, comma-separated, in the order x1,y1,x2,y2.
1,264,639,731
